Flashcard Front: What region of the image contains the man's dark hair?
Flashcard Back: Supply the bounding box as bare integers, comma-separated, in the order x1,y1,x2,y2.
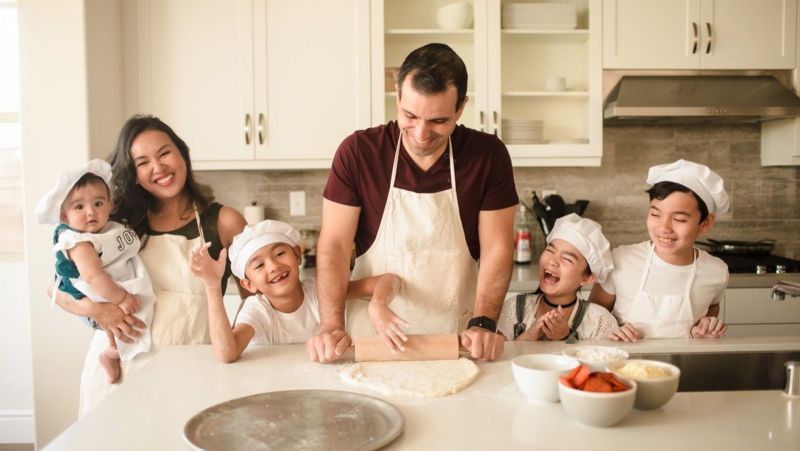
397,43,468,111
647,181,709,223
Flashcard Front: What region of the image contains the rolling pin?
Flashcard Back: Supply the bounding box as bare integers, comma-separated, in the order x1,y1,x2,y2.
352,334,460,362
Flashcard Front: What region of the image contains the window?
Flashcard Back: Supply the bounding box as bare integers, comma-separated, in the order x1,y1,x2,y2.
0,0,22,259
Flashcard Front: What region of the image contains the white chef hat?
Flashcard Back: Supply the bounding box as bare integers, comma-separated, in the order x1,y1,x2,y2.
546,213,614,284
646,159,730,215
228,219,301,279
34,159,113,225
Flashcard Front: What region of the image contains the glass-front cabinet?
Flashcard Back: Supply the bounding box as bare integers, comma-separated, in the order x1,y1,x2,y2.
371,0,602,166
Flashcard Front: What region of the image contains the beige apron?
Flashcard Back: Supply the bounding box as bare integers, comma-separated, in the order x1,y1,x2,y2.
345,133,479,336
626,244,697,338
79,229,209,415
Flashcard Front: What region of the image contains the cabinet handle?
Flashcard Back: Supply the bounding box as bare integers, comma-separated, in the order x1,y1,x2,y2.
479,111,485,133
244,114,252,145
257,113,265,145
691,22,698,54
705,22,712,54
492,111,498,136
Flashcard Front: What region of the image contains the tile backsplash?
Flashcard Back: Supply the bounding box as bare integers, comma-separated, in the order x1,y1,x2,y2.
198,124,799,258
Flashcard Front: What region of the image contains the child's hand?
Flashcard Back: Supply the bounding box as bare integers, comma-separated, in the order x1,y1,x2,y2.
541,306,570,340
517,316,545,341
189,242,227,288
118,293,140,315
609,323,642,342
690,316,727,338
368,300,410,352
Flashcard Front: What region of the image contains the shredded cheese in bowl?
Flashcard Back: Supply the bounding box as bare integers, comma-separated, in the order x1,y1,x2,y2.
614,362,672,379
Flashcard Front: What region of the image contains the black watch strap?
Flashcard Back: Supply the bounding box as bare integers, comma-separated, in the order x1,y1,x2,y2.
467,315,497,333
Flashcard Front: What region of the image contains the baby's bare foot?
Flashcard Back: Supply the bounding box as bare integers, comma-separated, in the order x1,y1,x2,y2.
99,350,121,384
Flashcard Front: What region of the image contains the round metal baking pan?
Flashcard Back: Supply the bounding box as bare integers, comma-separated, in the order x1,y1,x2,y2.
184,389,404,451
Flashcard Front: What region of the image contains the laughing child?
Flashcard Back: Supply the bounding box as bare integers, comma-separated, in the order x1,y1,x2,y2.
498,214,618,342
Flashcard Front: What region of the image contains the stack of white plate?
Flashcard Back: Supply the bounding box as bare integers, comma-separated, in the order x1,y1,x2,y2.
501,3,577,29
501,119,544,144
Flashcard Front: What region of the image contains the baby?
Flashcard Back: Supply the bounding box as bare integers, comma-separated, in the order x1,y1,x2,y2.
189,219,404,363
498,214,618,342
35,159,155,383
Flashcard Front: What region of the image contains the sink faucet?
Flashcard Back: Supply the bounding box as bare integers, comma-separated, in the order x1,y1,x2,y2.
771,280,800,301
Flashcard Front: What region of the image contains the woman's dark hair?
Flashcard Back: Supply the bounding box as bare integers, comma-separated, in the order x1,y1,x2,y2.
108,115,213,233
646,181,709,223
397,43,468,112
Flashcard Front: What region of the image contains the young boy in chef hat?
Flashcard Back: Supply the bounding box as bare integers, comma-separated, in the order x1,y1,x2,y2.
497,213,619,342
34,159,155,383
590,159,730,342
189,219,404,363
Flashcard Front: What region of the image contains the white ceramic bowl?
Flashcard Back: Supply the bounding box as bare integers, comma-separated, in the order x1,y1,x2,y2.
437,2,473,29
607,359,681,410
563,346,629,372
512,354,580,402
558,376,637,427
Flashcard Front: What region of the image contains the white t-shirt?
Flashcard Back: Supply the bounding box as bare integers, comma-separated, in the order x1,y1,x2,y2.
498,294,619,341
600,241,728,325
236,279,320,345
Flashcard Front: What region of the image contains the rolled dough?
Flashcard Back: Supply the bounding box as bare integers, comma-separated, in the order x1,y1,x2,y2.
340,358,479,397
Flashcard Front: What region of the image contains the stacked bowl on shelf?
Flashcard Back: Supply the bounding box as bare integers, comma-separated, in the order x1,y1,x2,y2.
501,118,544,145
501,2,577,29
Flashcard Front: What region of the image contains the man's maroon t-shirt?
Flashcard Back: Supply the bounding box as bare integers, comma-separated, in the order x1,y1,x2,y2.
323,122,519,261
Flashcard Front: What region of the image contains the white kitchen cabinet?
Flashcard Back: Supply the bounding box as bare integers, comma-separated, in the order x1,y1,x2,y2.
603,0,797,69
371,0,603,167
125,0,370,170
722,288,800,337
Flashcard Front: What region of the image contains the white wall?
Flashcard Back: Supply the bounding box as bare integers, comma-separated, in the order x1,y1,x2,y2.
0,261,34,443
18,0,123,446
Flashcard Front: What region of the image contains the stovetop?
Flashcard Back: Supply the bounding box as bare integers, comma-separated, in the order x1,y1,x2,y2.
711,253,800,274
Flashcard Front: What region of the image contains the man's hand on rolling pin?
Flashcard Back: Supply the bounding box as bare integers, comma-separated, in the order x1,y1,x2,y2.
306,326,351,363
460,327,504,361
368,300,410,352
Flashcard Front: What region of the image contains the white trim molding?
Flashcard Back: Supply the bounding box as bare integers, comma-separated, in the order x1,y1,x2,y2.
0,410,34,444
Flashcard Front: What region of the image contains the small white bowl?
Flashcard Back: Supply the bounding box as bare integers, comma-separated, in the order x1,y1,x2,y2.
607,359,681,410
512,354,580,402
563,346,629,372
437,2,473,29
558,376,637,427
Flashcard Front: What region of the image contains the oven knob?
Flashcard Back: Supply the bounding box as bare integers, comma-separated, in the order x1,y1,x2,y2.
756,265,767,274
776,265,786,274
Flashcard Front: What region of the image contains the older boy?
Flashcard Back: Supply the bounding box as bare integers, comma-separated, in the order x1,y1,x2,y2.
590,159,730,341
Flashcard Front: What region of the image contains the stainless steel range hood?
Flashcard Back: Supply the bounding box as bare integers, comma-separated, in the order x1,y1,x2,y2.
603,71,800,124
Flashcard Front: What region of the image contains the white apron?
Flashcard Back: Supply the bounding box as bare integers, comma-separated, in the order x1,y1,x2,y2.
79,225,210,415
345,133,479,336
626,244,697,338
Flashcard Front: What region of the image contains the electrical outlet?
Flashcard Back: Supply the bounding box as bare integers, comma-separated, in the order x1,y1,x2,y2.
289,191,306,216
541,189,558,199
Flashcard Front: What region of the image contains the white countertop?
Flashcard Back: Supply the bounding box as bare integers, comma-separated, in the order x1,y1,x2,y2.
45,338,800,450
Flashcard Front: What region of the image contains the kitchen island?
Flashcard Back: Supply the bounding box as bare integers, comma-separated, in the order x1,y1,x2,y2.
45,338,800,450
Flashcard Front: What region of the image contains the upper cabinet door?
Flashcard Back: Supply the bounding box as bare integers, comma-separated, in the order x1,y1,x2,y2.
254,0,370,162
699,0,797,69
603,0,797,69
141,0,255,161
603,0,701,69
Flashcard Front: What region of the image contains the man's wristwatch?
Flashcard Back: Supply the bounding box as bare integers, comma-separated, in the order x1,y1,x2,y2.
467,316,497,333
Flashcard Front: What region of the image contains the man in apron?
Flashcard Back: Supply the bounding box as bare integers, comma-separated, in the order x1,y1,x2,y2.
590,159,731,341
308,43,519,362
